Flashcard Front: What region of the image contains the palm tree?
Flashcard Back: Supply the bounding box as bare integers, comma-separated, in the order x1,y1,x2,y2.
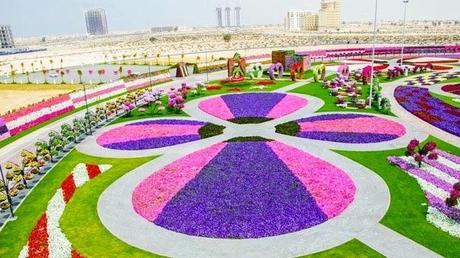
60,71,65,84
42,69,48,84
26,72,31,84
133,53,137,65
77,70,83,84
20,62,25,74
223,34,232,48
60,58,64,69
10,70,16,84
98,69,105,84
144,53,148,65
39,60,43,69
156,53,160,65
118,66,123,78
49,59,54,69
122,54,127,65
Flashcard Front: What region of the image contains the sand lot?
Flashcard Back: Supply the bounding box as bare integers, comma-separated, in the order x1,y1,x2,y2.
0,84,83,115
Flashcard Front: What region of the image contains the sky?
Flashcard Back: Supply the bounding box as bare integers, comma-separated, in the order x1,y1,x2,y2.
1,0,459,37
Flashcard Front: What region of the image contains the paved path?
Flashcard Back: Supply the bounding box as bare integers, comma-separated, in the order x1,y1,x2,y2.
94,89,439,257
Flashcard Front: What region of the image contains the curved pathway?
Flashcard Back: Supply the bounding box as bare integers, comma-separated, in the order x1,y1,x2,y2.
93,90,438,257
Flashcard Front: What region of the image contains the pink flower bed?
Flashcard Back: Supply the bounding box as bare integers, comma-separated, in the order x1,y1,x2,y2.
132,143,227,221
267,95,308,119
72,84,125,104
198,97,235,120
268,141,356,218
97,124,203,146
2,94,72,122
298,117,406,136
9,106,75,135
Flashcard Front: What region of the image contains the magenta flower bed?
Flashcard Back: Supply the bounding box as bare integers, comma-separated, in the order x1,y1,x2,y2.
286,114,406,143
97,119,210,150
198,93,308,122
132,140,355,239
441,84,460,95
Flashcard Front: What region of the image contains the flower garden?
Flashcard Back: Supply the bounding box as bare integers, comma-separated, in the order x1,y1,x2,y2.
1,50,460,258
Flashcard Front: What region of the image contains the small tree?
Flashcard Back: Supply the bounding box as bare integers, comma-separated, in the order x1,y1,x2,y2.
10,70,16,84
77,70,83,84
42,69,48,84
60,70,65,84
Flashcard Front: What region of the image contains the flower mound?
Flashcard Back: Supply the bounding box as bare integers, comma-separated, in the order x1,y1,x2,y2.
198,93,308,123
441,84,460,96
388,151,460,238
96,119,220,150
132,141,355,239
281,114,406,143
395,86,460,137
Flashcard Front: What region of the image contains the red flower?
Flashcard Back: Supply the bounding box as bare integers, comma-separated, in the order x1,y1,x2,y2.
454,182,460,191
428,152,438,160
86,164,101,179
450,190,460,200
414,155,423,162
71,250,84,258
28,213,49,258
424,142,437,152
61,174,76,203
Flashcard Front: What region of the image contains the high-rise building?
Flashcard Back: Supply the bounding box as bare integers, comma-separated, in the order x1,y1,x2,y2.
85,9,108,36
216,7,223,27
0,25,15,49
225,7,232,27
234,7,241,27
318,0,341,30
285,10,318,32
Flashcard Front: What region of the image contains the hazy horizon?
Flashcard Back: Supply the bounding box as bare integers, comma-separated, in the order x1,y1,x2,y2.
1,0,459,37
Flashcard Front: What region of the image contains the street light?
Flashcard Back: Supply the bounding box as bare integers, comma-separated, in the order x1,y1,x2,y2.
369,0,379,108
400,0,410,67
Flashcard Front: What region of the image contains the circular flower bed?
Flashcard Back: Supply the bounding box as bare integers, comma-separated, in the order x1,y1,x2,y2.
96,119,224,150
198,93,308,124
132,139,355,239
276,114,406,143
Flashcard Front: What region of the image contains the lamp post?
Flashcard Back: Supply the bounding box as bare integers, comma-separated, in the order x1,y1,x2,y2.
400,0,409,67
369,0,379,108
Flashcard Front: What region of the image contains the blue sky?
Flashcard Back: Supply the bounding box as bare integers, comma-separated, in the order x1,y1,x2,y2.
1,0,459,37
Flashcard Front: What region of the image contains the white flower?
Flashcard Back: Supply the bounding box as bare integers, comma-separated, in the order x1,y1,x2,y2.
427,207,460,238
72,163,90,187
18,245,28,258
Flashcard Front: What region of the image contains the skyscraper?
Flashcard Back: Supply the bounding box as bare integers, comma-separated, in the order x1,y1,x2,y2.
234,7,241,27
216,7,223,27
225,7,232,27
85,9,108,36
0,25,14,48
285,11,318,32
318,0,341,30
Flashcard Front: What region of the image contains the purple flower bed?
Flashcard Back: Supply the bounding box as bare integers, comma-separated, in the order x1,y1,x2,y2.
394,86,460,137
97,119,219,150
103,135,201,150
154,141,328,238
220,93,286,118
277,114,406,144
297,131,400,143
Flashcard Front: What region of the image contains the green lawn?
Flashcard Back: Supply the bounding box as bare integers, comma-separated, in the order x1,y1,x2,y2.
335,136,460,258
0,150,155,258
290,76,393,116
431,92,460,108
304,239,383,258
441,77,460,84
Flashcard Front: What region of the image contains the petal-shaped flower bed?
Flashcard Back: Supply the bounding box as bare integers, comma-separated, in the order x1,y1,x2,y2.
96,119,225,150
198,93,308,124
132,139,355,239
395,86,460,137
276,114,406,143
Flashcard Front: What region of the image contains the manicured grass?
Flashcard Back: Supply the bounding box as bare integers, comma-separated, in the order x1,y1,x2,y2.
0,150,155,258
441,77,460,84
304,239,384,258
290,76,393,116
335,136,460,258
431,92,460,108
60,152,159,257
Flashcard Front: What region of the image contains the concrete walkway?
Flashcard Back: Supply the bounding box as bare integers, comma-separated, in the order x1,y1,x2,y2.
94,87,440,257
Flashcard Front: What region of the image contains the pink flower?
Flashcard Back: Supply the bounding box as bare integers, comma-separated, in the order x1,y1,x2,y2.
414,155,423,162
425,142,437,152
